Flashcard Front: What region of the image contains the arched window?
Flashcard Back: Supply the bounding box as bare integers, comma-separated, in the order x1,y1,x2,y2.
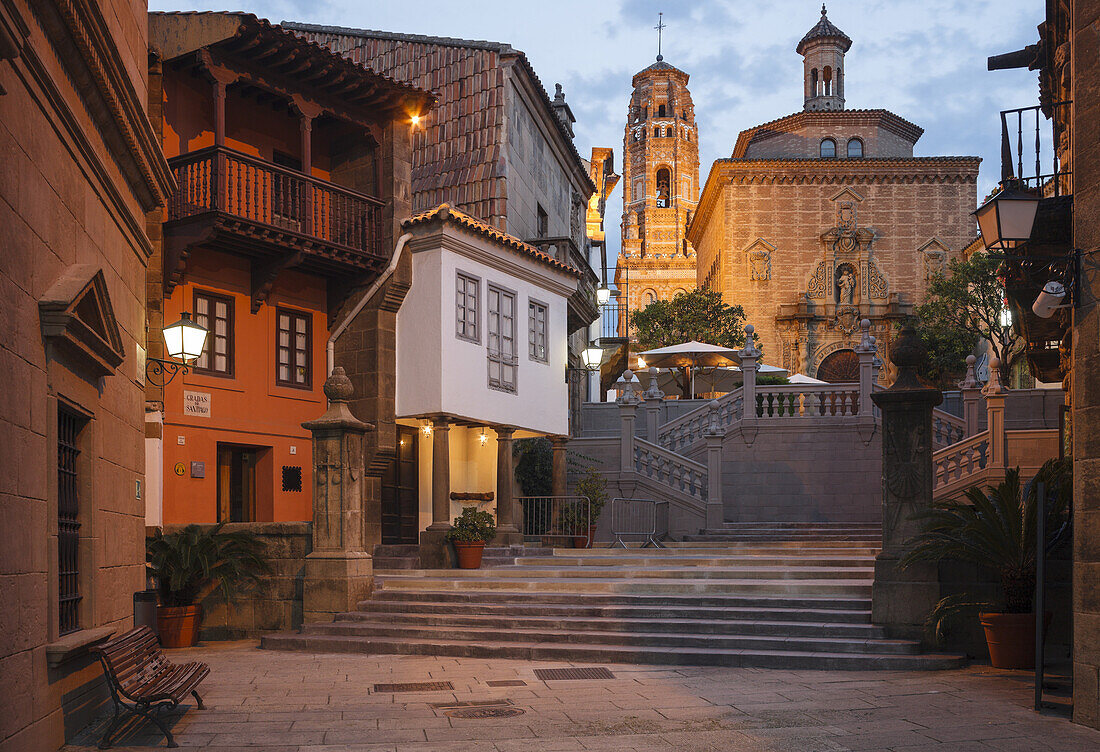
823,66,832,96
643,289,657,305
632,131,640,142
665,126,674,137
846,138,863,158
684,130,690,141
658,104,666,118
655,168,671,207
811,68,818,96
654,127,660,138
820,138,836,158
673,288,687,298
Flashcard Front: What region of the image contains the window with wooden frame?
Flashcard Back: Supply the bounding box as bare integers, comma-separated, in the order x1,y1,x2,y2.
528,300,548,363
276,307,311,388
487,284,517,393
193,290,234,376
456,271,480,343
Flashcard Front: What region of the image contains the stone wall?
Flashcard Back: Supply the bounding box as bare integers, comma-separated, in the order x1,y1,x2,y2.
152,523,312,641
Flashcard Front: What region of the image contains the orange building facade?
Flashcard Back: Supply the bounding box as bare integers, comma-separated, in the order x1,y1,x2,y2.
144,13,432,526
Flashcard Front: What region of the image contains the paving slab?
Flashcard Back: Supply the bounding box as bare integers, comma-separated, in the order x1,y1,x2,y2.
62,641,1100,752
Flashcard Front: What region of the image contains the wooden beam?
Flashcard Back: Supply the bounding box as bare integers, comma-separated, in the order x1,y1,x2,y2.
251,251,305,313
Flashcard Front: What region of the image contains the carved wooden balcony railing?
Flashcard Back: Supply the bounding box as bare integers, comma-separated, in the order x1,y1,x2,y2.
165,146,384,284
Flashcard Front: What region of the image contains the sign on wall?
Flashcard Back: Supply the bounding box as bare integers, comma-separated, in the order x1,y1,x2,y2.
183,390,211,417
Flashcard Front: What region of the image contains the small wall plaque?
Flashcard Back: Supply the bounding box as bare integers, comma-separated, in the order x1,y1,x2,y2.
183,390,211,417
190,461,205,478
173,462,185,476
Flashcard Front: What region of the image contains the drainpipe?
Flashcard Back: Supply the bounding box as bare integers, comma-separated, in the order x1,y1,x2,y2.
327,232,413,376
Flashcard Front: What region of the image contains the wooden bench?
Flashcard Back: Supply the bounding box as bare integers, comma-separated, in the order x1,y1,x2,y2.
91,626,209,748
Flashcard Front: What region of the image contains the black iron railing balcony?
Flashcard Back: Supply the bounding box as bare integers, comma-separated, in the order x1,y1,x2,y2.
999,101,1072,196
167,146,384,257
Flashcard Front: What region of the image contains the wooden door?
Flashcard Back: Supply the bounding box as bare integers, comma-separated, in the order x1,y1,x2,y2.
217,445,258,522
381,427,419,543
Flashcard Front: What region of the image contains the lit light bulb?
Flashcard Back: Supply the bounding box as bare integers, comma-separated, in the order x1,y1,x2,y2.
479,431,488,445
421,422,432,437
411,114,421,126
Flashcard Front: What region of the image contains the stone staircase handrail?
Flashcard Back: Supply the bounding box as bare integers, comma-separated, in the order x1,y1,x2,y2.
656,388,744,453
933,429,990,495
755,383,861,419
932,408,968,450
633,437,709,502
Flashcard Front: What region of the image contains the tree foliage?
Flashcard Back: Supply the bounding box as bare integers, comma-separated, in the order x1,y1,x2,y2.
629,289,749,397
912,252,1018,384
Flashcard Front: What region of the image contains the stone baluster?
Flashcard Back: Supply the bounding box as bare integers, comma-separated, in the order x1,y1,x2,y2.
870,326,943,644
643,367,665,442
705,399,725,529
301,367,374,622
983,357,1007,471
958,354,982,438
738,324,760,445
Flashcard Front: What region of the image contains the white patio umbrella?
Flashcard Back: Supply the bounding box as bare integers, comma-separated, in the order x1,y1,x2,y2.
639,341,739,398
788,372,827,385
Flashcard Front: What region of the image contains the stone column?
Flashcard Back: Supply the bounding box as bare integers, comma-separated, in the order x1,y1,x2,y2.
301,367,374,622
983,358,1007,471
551,436,569,497
870,326,943,643
704,400,725,529
616,372,640,473
642,367,664,442
419,417,453,568
738,325,760,445
493,427,523,545
856,319,877,443
959,355,982,437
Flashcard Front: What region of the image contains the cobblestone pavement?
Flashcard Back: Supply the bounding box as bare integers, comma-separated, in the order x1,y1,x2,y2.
65,641,1100,752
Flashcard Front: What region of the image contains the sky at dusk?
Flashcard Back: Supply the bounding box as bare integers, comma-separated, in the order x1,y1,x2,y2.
149,0,1047,260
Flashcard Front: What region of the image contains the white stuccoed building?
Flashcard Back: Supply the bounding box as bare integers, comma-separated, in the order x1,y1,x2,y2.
396,204,581,564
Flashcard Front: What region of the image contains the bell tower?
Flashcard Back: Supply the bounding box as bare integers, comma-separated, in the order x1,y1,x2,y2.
617,50,700,317
799,4,852,112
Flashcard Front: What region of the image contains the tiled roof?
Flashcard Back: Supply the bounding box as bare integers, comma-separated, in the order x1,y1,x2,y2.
283,22,596,218
403,204,581,277
797,4,852,54
731,109,925,157
632,56,689,84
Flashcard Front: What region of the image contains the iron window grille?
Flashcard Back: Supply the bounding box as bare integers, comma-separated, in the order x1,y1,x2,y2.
57,404,85,636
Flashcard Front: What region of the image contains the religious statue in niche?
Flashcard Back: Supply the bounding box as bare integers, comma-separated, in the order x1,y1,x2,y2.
836,264,858,305
749,249,771,281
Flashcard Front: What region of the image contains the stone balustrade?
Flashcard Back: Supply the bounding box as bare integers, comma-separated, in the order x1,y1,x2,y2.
633,437,709,502
755,384,861,418
656,388,743,452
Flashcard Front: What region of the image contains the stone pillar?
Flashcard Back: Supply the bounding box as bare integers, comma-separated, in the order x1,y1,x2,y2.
493,427,523,545
704,400,725,529
643,367,664,441
419,417,453,568
983,358,1007,471
551,436,568,496
616,372,640,473
959,355,982,437
856,319,877,443
870,326,943,643
301,367,375,622
738,325,760,445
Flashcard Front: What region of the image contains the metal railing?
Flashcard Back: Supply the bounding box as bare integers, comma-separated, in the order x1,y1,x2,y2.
518,496,593,546
167,145,384,256
609,498,669,548
999,101,1072,196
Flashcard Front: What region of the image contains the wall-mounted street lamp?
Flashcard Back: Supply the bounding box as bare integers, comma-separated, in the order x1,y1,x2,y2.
973,183,1041,253
581,343,604,371
596,284,612,306
145,312,209,387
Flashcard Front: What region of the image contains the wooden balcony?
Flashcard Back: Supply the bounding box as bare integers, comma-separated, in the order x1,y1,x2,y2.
163,146,387,308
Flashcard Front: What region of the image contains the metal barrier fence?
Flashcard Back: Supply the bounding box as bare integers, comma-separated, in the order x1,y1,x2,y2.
609,498,669,548
517,496,592,547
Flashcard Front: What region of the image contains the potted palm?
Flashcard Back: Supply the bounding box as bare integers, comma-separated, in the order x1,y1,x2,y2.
899,459,1071,669
446,508,497,569
146,523,272,648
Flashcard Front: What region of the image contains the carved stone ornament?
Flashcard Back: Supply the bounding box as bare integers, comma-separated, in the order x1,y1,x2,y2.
749,250,771,281
922,248,947,279
867,258,889,299
807,261,829,298
834,306,860,335
885,419,927,500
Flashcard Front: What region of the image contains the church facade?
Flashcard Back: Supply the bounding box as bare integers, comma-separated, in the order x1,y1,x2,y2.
686,7,980,381
616,53,701,322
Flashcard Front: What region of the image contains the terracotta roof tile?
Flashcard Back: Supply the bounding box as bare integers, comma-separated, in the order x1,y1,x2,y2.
404,204,580,277
797,5,852,54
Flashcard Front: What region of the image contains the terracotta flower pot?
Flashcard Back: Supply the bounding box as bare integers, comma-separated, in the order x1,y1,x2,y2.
453,541,486,569
157,604,202,648
572,535,588,549
980,612,1051,670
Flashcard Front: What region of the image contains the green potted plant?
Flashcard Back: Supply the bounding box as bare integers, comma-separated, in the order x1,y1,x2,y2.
572,467,610,547
899,459,1071,668
146,523,272,647
446,507,497,569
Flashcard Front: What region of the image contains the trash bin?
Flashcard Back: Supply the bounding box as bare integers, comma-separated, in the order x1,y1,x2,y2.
134,589,158,634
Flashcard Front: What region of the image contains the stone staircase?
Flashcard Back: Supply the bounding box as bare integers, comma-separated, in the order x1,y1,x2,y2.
684,521,883,542
263,528,963,670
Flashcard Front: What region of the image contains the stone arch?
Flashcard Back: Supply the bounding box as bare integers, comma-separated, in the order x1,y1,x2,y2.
816,348,860,382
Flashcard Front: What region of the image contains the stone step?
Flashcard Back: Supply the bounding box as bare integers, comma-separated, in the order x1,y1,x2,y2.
353,597,875,623
711,522,881,529
365,589,873,613
335,610,889,639
377,565,874,581
304,620,918,655
375,575,872,597
685,533,882,542
659,540,879,549
515,554,877,568
260,632,966,671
